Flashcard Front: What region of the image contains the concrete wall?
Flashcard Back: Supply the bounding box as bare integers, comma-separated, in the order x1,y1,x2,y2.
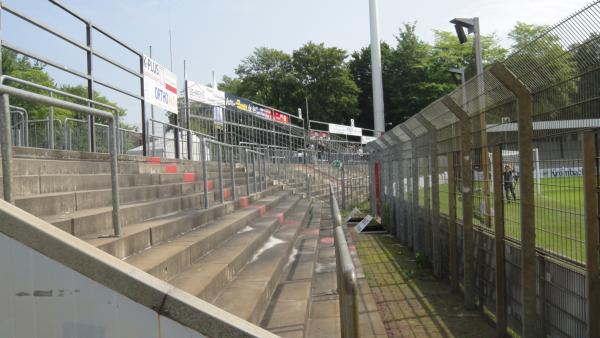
0,232,206,338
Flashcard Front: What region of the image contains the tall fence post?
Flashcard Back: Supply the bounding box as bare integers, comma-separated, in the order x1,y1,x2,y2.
447,151,458,291
417,114,439,274
583,130,600,338
490,63,537,338
492,145,508,337
442,95,475,308
400,125,417,250
0,92,13,203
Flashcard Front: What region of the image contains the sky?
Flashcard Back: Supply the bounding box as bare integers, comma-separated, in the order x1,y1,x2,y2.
1,0,592,127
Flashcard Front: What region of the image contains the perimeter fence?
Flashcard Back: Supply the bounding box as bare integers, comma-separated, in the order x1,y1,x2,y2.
367,3,600,337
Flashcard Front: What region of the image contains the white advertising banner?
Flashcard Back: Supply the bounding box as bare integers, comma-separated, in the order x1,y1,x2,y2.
186,80,225,106
143,55,178,114
328,123,362,137
361,135,377,144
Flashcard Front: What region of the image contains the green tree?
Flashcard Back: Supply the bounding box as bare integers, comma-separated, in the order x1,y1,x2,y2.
291,42,360,123
505,22,578,118
2,49,55,120
230,47,298,112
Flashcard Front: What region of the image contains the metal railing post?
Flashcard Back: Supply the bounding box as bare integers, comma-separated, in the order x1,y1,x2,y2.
201,138,209,208
109,118,121,236
230,147,236,201
330,184,359,338
218,144,224,203
245,148,251,196
0,93,13,203
341,164,347,210
253,152,258,194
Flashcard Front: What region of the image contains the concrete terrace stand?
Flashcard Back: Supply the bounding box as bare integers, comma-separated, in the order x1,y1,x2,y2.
0,147,336,337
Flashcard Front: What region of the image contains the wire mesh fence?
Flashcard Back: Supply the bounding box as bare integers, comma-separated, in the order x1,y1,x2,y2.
367,2,600,337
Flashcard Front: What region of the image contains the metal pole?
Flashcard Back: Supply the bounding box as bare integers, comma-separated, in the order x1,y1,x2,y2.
110,117,121,236
583,131,600,338
230,147,236,201
447,151,458,291
492,145,507,337
245,149,250,196
369,0,384,136
86,22,95,153
201,138,209,208
0,92,13,203
442,96,474,304
490,63,537,338
218,145,224,203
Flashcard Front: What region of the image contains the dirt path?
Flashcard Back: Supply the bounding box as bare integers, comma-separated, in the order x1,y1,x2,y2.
352,233,496,338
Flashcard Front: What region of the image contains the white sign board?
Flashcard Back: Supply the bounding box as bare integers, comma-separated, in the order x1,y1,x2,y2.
143,55,178,114
186,80,225,107
361,135,376,144
355,215,373,233
328,123,362,137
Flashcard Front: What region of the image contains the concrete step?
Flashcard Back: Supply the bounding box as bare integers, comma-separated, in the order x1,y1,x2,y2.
168,196,303,303
213,199,313,324
15,177,266,217
3,167,254,197
43,183,276,237
122,190,291,281
4,157,246,176
87,187,279,259
261,201,322,337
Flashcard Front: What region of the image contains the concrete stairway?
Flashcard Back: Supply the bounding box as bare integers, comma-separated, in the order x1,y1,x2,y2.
2,150,324,335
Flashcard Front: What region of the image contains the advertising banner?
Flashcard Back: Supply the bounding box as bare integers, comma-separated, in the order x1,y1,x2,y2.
186,80,225,107
361,135,377,144
328,123,362,137
225,93,289,124
143,55,178,114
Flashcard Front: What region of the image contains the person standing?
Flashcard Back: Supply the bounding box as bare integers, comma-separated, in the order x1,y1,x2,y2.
503,164,517,201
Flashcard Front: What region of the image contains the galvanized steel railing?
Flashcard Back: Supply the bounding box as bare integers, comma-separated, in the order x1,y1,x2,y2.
0,76,122,237
329,183,359,338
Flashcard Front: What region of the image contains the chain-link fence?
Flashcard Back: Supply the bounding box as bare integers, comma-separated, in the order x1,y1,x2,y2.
367,2,600,337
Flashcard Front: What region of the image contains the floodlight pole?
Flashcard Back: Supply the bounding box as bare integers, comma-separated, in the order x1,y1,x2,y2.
369,0,385,136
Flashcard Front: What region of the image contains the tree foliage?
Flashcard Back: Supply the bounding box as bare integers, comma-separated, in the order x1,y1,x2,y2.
2,49,131,127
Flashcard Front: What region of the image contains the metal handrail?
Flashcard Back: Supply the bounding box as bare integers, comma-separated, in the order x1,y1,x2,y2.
0,79,122,237
329,183,359,338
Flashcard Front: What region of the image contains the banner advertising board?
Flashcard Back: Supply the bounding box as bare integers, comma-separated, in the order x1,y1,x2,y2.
361,135,377,144
143,55,178,114
186,80,225,107
328,123,362,137
225,93,289,124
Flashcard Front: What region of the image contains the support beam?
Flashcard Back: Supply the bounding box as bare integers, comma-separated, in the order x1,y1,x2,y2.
447,151,458,291
490,63,537,338
416,115,441,276
583,130,600,338
492,145,508,337
442,95,475,308
400,125,418,250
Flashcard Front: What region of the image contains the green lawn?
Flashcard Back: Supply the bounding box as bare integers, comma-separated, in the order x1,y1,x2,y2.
415,176,585,263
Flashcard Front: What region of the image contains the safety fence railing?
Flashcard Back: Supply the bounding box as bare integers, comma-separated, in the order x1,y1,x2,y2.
0,76,122,237
329,183,359,338
366,2,600,337
147,118,215,160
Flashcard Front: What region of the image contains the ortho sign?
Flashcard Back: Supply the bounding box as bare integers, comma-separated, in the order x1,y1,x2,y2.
143,55,178,114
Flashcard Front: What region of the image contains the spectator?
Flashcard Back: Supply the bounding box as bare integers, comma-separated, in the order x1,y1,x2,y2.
503,164,517,202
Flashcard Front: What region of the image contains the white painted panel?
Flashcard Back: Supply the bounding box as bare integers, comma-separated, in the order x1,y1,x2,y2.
0,233,206,338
